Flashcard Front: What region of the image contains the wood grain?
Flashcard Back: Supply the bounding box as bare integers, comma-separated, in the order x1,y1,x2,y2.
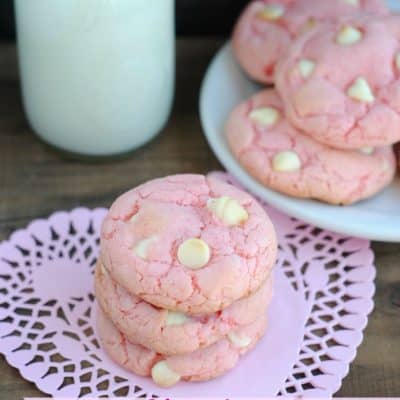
0,38,399,399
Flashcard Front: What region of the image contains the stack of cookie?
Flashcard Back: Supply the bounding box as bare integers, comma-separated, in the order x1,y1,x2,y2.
228,0,400,205
96,174,277,387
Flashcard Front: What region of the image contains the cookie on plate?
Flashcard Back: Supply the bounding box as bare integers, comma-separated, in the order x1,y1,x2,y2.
95,261,273,355
232,0,388,84
101,174,277,314
275,14,400,149
226,89,396,205
97,307,267,387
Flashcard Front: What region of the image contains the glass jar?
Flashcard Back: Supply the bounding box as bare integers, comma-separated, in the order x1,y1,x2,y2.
15,0,175,158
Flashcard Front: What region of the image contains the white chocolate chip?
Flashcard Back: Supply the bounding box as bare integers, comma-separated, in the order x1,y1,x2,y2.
133,236,156,260
177,238,210,269
396,53,400,71
100,263,107,274
298,59,315,78
383,159,390,171
257,4,285,21
249,107,280,127
360,146,374,155
272,151,302,172
129,213,139,223
151,361,181,388
347,77,375,103
228,332,252,348
336,25,362,45
165,311,190,326
343,0,359,6
207,196,248,226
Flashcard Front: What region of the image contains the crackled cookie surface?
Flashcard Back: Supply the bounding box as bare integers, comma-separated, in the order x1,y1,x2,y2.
101,174,277,314
97,307,267,387
232,0,388,84
95,262,273,355
226,90,396,205
275,15,400,149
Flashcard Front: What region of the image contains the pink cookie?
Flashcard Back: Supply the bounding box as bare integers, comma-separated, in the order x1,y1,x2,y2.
232,0,388,84
275,14,400,149
101,174,277,314
226,89,396,205
97,307,267,386
95,261,273,355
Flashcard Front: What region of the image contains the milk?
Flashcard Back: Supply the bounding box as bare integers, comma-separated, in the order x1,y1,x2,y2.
15,0,175,157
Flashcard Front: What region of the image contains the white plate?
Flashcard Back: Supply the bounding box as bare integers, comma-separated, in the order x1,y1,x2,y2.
199,40,400,242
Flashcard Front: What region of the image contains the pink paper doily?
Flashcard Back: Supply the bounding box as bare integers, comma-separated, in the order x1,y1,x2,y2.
0,172,375,398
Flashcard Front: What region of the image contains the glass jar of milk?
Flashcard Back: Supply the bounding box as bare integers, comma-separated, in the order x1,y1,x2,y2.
15,0,175,158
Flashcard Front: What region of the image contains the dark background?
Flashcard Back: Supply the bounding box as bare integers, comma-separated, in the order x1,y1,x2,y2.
0,0,250,40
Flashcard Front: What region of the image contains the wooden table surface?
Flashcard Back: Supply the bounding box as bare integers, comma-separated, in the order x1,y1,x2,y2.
0,38,399,399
